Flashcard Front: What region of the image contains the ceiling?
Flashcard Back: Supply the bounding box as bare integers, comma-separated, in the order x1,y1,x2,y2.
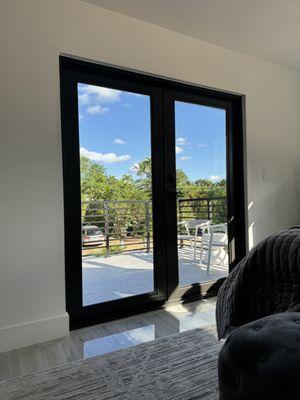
82,0,300,70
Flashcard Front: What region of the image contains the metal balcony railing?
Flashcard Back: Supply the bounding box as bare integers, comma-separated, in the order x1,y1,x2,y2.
177,197,227,224
81,197,227,256
82,200,152,256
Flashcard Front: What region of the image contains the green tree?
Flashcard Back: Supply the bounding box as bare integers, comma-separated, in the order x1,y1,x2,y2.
80,156,107,202
176,169,190,197
80,156,150,241
134,157,151,179
80,155,228,242
133,157,152,196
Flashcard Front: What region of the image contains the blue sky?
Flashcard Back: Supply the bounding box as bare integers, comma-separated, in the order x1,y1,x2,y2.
78,83,226,182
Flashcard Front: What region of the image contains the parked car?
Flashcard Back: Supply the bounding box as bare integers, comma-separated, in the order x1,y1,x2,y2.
82,225,104,247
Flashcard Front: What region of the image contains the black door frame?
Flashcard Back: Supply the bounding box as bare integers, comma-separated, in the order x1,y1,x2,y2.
163,89,246,300
60,56,246,329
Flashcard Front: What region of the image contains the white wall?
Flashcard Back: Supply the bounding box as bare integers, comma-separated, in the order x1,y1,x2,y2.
0,0,300,352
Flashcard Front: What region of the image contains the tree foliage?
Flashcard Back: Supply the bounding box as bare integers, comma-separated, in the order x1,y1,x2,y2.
80,156,227,239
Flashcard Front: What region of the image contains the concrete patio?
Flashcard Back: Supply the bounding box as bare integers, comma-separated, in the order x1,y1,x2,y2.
83,247,228,305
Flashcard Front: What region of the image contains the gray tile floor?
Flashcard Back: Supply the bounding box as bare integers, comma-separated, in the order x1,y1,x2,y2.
83,247,228,305
0,298,217,382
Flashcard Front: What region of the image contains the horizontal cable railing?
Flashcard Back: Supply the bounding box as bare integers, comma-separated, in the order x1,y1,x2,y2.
82,200,152,256
178,197,227,224
81,197,227,256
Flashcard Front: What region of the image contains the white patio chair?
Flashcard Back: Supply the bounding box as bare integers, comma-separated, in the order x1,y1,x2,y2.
200,223,228,274
177,219,210,260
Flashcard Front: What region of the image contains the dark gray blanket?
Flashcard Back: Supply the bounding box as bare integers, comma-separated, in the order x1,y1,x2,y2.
216,227,300,339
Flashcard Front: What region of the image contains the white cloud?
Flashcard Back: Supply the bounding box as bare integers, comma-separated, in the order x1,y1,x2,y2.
176,145,183,154
210,175,221,182
113,138,126,145
78,93,90,105
79,114,84,121
80,147,131,163
176,137,189,145
87,105,109,115
79,84,121,104
198,143,207,148
180,156,191,161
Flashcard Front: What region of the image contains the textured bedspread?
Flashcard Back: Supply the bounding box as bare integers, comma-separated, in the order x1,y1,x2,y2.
216,227,300,338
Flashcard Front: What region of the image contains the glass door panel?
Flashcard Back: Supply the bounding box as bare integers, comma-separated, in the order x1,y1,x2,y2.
77,83,155,306
174,101,229,287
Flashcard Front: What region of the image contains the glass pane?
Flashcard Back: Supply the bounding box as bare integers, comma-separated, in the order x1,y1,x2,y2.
78,83,154,306
175,101,228,286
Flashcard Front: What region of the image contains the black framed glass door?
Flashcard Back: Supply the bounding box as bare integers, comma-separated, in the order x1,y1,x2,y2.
60,56,246,328
60,57,167,328
164,89,246,300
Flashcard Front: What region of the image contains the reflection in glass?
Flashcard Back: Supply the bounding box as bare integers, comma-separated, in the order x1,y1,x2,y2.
81,300,216,359
83,325,155,358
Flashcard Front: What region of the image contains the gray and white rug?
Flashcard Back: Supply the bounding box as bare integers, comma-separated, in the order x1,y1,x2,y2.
0,327,221,400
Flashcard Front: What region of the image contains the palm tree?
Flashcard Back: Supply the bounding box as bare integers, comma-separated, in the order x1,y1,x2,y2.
134,157,151,179
133,157,152,196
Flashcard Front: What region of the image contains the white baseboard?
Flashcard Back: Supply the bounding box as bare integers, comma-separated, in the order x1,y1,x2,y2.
0,313,69,353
